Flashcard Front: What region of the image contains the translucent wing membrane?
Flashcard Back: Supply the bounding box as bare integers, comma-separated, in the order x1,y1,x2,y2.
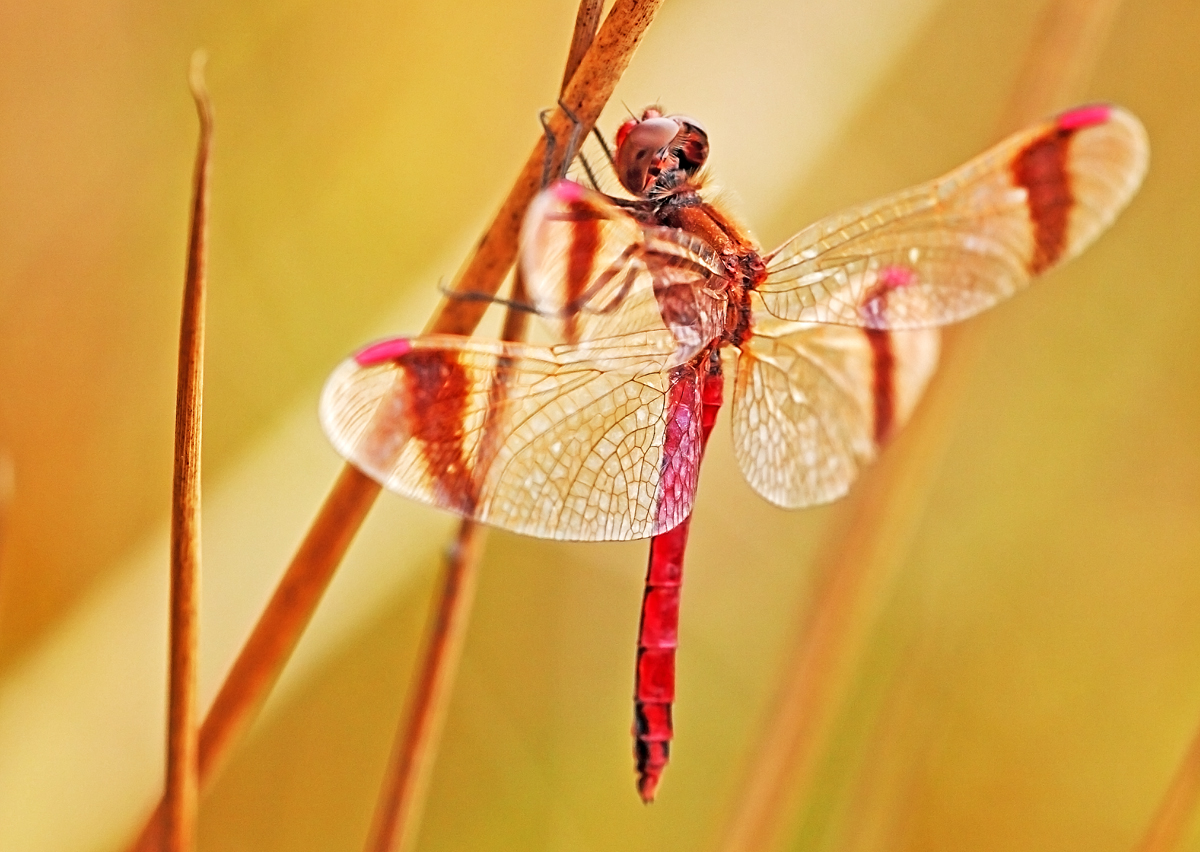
323,106,1148,534
732,308,940,508
522,180,728,366
759,105,1148,329
320,335,703,541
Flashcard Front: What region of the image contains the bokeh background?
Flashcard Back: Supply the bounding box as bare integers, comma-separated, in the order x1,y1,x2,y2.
1,0,1198,850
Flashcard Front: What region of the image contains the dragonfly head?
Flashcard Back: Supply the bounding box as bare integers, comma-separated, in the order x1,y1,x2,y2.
615,107,709,198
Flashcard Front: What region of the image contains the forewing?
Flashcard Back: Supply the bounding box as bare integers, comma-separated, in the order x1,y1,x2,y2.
732,309,940,508
521,179,728,366
320,334,702,541
760,105,1148,329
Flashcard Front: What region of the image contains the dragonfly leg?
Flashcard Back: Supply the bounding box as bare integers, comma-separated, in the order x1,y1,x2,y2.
539,100,588,187
577,119,619,190
434,278,540,314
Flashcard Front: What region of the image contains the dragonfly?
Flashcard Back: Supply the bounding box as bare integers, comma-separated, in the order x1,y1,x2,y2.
320,103,1148,801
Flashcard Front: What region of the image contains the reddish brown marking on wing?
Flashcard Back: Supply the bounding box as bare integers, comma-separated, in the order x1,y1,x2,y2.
1011,125,1082,274
633,352,723,802
398,349,477,515
866,329,896,444
564,211,600,342
859,267,912,444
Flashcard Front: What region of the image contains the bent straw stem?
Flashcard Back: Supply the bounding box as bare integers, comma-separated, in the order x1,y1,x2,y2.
362,521,486,852
162,51,212,852
362,3,615,848
129,464,382,852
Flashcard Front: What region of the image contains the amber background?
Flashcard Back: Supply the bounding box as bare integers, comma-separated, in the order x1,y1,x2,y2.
1,0,1198,850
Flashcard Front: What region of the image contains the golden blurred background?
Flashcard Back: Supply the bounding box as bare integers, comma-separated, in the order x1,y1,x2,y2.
0,0,1198,850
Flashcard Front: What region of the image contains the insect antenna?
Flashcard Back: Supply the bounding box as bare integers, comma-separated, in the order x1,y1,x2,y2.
577,151,603,190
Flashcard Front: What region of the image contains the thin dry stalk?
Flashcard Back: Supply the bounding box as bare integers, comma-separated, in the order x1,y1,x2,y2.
195,465,381,783
362,521,486,852
128,3,662,849
362,4,611,848
130,465,382,852
362,259,542,852
163,53,213,852
717,2,1124,850
561,0,604,93
1134,722,1200,852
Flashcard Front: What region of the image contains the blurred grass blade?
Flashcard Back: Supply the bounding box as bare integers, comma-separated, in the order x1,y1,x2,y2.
1134,723,1200,852
163,51,212,852
718,1,1125,849
998,0,1125,130
0,452,12,567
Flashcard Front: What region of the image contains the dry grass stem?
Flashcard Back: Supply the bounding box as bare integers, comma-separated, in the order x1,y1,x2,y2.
162,52,213,852
561,0,604,94
128,465,382,852
363,4,624,847
718,1,1125,849
194,465,381,781
363,521,486,852
716,414,952,852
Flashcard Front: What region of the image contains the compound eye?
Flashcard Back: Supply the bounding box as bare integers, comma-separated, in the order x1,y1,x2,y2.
614,118,639,152
667,115,709,172
615,116,680,195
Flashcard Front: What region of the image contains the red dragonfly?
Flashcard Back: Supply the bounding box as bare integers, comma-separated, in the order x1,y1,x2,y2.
320,103,1147,801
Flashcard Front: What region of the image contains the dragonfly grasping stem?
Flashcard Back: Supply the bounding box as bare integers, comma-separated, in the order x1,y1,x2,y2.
425,0,668,336
361,0,632,846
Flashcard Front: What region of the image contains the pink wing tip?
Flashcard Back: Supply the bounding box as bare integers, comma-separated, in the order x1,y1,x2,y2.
1057,104,1111,131
354,337,413,366
549,178,586,202
878,264,915,289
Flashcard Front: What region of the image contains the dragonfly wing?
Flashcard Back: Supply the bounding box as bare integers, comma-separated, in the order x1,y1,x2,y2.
732,311,940,508
521,179,729,366
320,334,703,541
760,105,1148,329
